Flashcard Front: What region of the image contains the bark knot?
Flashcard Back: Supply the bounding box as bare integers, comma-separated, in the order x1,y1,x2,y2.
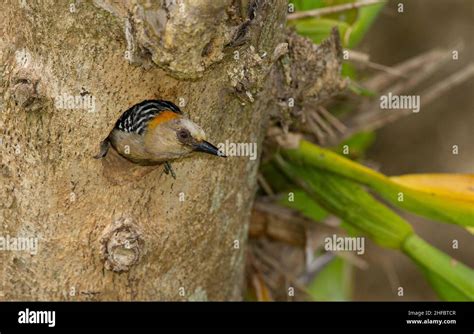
100,217,145,273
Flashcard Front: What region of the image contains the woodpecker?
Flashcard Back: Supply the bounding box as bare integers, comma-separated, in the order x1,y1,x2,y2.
94,99,224,177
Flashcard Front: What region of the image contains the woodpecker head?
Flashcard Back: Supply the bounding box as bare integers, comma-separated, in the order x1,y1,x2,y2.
144,111,224,161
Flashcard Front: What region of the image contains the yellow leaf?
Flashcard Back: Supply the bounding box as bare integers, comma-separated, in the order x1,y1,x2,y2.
390,174,474,204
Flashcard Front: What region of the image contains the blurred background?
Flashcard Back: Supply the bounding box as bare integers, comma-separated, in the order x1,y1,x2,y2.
247,0,473,301
358,0,474,300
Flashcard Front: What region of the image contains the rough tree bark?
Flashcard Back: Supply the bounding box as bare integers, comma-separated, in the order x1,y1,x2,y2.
0,0,343,300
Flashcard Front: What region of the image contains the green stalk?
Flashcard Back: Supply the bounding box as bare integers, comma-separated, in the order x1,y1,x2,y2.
275,155,413,249
274,154,474,300
403,234,474,300
281,140,474,226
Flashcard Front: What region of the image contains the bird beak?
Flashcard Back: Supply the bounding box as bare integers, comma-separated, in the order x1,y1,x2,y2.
194,141,226,157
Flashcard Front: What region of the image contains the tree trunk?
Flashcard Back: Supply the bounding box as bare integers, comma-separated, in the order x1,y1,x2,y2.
0,0,343,300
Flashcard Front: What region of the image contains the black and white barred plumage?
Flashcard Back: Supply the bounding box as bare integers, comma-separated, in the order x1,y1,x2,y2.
114,100,182,135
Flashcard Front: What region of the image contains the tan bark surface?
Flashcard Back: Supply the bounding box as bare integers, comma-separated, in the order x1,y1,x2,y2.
0,0,343,300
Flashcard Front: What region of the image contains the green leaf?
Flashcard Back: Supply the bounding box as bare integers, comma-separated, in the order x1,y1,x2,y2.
289,1,386,48
278,189,329,222
348,80,377,97
346,2,385,48
291,0,326,11
403,234,474,300
289,18,350,45
341,62,358,79
331,131,376,159
274,153,474,301
423,268,471,301
281,140,474,227
307,257,352,301
259,162,292,192
274,157,414,249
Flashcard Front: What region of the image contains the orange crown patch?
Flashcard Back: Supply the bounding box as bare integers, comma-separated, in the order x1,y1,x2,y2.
148,111,180,130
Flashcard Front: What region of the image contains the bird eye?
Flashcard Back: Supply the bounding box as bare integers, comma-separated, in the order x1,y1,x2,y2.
178,129,190,140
